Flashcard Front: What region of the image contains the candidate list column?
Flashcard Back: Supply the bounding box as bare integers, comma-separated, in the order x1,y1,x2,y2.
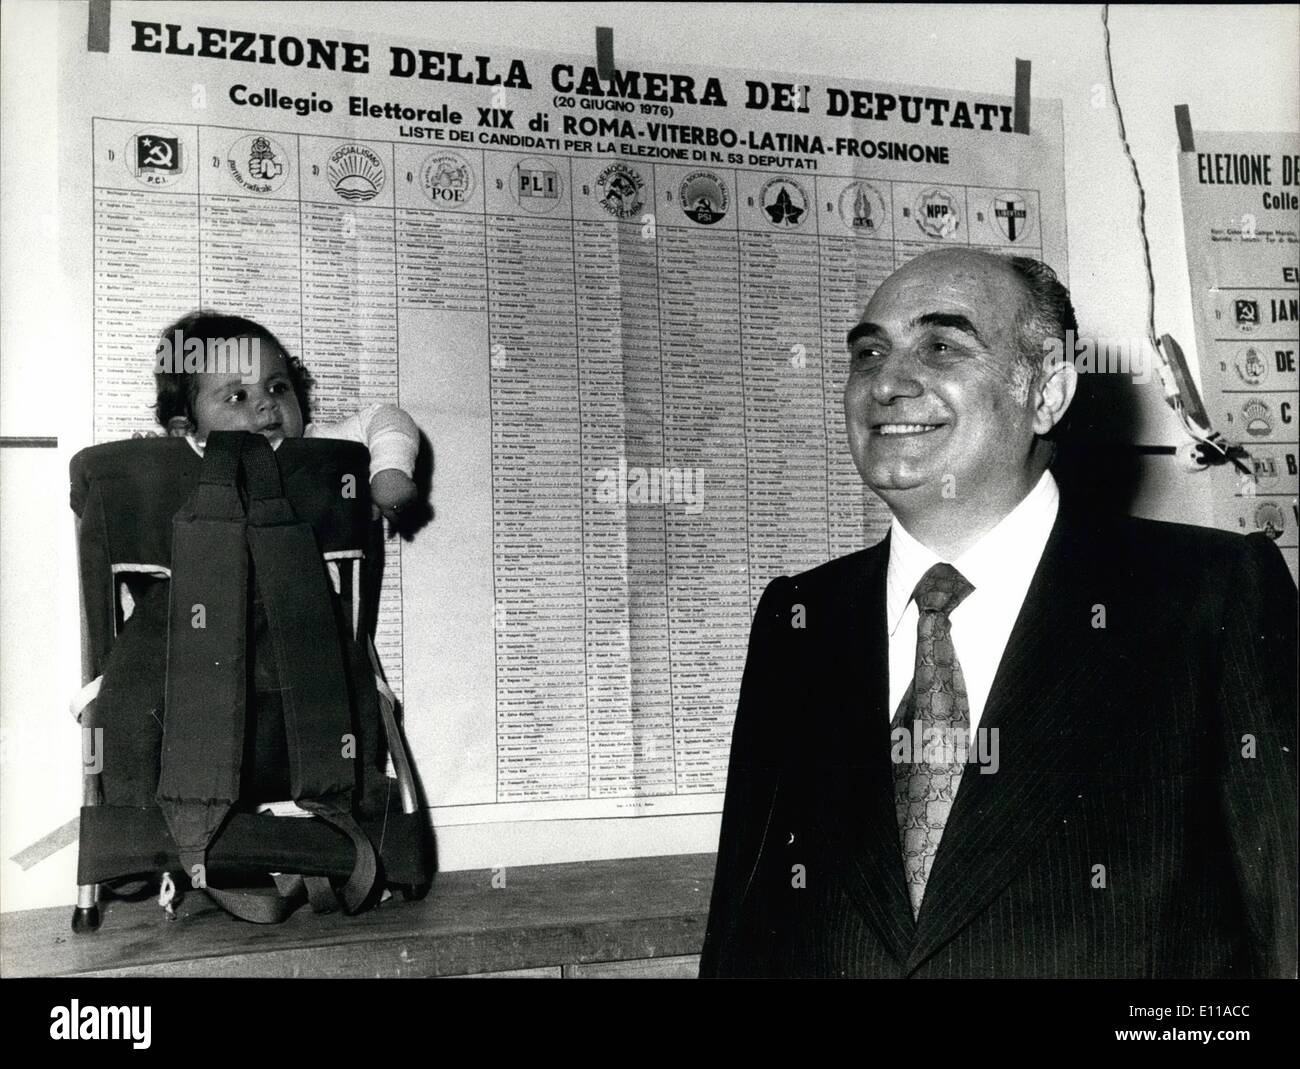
737,172,830,609
817,176,899,555
618,180,676,798
394,149,488,315
571,160,675,798
297,138,403,698
92,120,200,440
656,166,749,796
197,128,303,368
296,138,398,421
485,154,588,803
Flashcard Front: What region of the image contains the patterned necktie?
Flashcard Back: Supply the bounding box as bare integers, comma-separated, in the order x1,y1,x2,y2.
893,562,975,919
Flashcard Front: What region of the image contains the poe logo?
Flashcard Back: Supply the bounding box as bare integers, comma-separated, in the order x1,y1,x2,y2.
420,153,475,206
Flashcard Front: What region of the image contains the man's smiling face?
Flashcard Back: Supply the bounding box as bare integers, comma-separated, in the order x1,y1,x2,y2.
844,250,1042,513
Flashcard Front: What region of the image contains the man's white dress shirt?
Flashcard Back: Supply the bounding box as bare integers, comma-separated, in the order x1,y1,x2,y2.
885,469,1060,730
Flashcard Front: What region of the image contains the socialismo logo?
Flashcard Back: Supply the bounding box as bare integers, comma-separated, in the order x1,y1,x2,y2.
50,1000,151,1049
155,330,260,382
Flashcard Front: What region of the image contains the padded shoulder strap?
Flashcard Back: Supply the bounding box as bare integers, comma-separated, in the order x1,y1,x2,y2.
156,432,249,883
241,434,378,913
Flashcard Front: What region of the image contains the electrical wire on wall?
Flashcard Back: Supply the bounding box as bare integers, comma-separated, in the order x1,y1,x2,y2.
1100,4,1245,473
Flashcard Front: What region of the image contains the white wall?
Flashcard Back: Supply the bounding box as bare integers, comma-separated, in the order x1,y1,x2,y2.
2,1,1296,912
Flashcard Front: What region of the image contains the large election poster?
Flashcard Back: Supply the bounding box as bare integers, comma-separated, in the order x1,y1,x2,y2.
58,2,1068,835
1178,131,1300,582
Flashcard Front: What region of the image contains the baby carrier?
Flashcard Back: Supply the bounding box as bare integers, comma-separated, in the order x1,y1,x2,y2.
69,431,433,930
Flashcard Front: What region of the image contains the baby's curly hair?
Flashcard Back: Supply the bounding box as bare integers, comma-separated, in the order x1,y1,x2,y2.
153,311,313,428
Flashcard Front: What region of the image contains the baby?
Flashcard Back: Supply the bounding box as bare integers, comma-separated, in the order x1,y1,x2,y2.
153,311,418,522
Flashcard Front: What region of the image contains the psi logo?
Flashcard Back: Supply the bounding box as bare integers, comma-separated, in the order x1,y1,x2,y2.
226,134,289,194
127,131,185,187
1253,501,1286,540
327,144,385,202
679,171,729,225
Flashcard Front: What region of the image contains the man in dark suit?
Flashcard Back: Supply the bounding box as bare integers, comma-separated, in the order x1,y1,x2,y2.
700,248,1297,978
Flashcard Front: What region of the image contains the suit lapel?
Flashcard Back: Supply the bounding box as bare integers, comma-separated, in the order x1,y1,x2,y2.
804,534,918,963
902,504,1133,973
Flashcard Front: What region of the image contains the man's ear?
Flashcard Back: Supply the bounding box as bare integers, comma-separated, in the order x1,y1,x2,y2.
1032,356,1077,435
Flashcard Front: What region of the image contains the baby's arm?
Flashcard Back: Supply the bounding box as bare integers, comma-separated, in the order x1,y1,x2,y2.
306,404,419,521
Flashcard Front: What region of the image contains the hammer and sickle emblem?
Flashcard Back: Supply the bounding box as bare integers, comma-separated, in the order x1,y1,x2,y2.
144,141,173,168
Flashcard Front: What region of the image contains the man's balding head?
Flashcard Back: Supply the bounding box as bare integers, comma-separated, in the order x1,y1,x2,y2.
858,249,1077,384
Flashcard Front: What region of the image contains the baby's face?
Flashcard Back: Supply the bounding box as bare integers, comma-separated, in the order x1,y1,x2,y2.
189,341,304,443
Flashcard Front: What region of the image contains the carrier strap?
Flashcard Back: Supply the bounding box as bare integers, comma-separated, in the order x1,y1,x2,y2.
198,873,339,923
157,431,248,887
205,882,306,925
242,434,376,913
156,432,377,916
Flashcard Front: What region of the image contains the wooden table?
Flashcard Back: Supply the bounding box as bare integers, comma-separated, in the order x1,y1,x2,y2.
1,853,714,978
